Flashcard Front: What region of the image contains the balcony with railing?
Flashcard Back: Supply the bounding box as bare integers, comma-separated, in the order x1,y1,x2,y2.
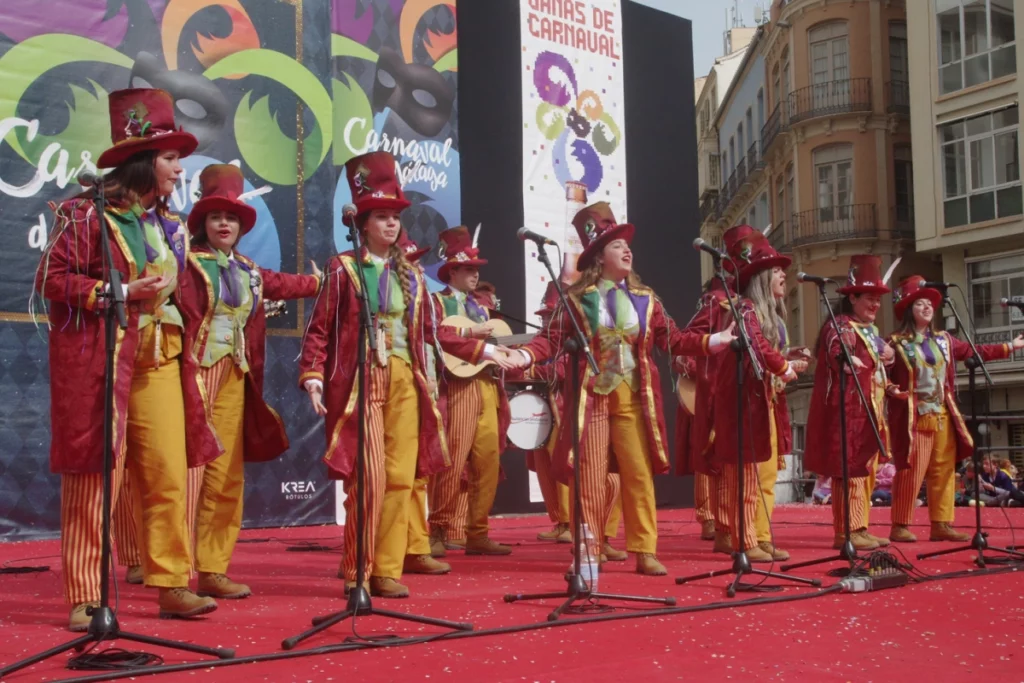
886,81,910,116
746,140,763,177
791,204,877,246
760,102,788,157
706,153,721,192
788,78,872,125
767,219,788,253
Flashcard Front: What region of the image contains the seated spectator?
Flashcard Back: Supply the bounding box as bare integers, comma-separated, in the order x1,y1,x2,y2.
997,457,1019,482
871,461,895,506
980,457,1024,507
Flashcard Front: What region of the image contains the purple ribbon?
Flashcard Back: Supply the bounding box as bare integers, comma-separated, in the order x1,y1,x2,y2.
377,262,392,314
920,331,937,365
220,259,243,308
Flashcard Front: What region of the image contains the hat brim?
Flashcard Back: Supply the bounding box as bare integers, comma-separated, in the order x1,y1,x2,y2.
355,196,412,216
187,196,258,237
406,247,430,263
438,258,488,284
96,130,198,169
738,254,792,291
894,288,943,320
577,223,635,270
836,285,892,296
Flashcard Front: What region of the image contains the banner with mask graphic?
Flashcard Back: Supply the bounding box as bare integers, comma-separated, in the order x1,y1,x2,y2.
0,0,459,540
518,0,628,324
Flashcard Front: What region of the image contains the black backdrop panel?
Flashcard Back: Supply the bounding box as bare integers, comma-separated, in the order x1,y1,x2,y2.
459,0,699,515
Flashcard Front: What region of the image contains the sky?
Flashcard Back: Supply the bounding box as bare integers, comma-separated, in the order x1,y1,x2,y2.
630,0,768,77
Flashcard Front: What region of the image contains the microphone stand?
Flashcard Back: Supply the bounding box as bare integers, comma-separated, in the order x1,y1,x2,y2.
676,257,820,596
780,281,889,577
1,181,234,679
917,285,1024,567
504,243,676,619
283,219,472,650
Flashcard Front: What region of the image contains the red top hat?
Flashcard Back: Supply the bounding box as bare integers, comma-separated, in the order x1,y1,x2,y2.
396,231,429,262
893,275,942,320
186,164,258,237
97,88,198,169
721,224,760,274
837,254,892,296
437,225,487,283
535,280,561,316
345,151,411,217
573,202,634,270
728,234,792,291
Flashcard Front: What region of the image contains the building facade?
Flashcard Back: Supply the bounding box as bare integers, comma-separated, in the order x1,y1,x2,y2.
907,0,1023,464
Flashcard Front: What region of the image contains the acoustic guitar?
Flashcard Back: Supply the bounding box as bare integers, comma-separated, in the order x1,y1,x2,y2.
676,375,696,415
441,315,535,378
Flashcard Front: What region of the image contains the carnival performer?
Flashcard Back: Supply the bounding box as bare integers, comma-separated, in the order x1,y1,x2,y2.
804,255,898,551
34,88,221,630
299,151,513,598
507,203,736,575
175,163,322,598
711,230,807,561
887,277,1023,542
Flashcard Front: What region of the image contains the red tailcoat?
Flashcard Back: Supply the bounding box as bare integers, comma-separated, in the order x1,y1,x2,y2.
711,299,793,468
178,246,320,464
804,315,890,479
36,198,220,474
676,281,734,476
298,250,484,481
888,332,1010,470
519,284,714,484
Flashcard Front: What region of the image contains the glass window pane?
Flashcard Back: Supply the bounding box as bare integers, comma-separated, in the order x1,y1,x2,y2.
944,197,968,227
964,54,990,87
995,130,1019,185
963,2,989,56
994,106,1019,128
938,8,962,65
997,185,1023,218
969,190,996,223
973,253,1024,278
940,63,963,93
990,0,1016,48
817,165,833,208
943,141,966,197
966,113,992,136
940,121,965,143
992,44,1017,80
970,137,994,190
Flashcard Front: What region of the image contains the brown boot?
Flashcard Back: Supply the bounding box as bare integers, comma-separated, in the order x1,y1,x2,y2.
865,531,891,547
930,522,970,542
746,544,774,563
158,587,217,619
403,554,451,575
713,530,733,555
889,525,917,543
125,565,143,585
197,572,252,599
834,531,880,551
465,537,512,555
537,522,572,542
700,520,716,541
343,580,369,596
603,538,628,561
69,601,99,632
369,576,409,598
445,537,467,551
635,553,667,576
757,541,790,561
429,529,447,558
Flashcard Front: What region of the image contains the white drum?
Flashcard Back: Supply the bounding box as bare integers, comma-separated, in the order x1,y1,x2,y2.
507,390,553,450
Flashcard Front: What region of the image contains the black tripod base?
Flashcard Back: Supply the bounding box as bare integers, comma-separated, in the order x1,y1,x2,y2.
503,573,675,622
917,531,1024,568
781,539,861,576
0,607,234,678
677,551,822,598
281,587,473,651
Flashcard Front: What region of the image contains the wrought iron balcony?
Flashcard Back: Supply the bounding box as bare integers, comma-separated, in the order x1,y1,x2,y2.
767,219,788,253
760,102,788,157
788,78,872,125
746,140,763,175
791,204,877,246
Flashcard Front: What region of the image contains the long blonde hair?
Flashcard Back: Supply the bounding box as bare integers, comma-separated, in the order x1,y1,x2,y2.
569,261,643,297
744,268,786,349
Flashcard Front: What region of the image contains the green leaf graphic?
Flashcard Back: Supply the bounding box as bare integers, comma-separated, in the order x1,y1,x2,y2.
591,112,621,156
203,49,332,168
0,34,131,163
332,72,373,166
331,33,381,63
234,92,323,186
536,103,566,141
432,48,458,73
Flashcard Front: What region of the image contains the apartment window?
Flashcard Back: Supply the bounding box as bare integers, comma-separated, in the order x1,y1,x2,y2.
730,137,736,172
937,0,1016,95
757,90,765,131
758,192,769,231
940,105,1021,228
775,174,786,228
746,108,754,149
722,149,729,185
814,145,854,221
890,23,909,82
894,145,914,224
738,124,745,163
782,48,791,102
772,65,781,109
748,204,757,226
786,164,795,217
967,252,1024,363
810,23,848,103
787,289,802,348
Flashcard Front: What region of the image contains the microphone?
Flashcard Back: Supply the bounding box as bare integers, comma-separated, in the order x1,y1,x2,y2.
517,227,558,246
692,237,726,260
77,171,101,187
1001,298,1024,311
341,203,358,227
918,280,953,289
797,272,834,285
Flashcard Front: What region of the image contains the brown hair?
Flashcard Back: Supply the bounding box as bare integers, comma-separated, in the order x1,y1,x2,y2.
191,211,243,250
355,212,413,311
77,150,168,211
568,261,643,297
897,299,940,337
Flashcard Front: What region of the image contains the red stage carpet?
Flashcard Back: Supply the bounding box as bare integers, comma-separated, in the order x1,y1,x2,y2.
1,505,1021,682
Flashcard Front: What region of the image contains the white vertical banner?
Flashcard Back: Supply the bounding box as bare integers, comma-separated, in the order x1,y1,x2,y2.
520,0,628,318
